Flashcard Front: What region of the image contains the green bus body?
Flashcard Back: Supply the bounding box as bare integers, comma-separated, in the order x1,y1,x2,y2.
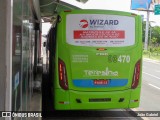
51,10,142,110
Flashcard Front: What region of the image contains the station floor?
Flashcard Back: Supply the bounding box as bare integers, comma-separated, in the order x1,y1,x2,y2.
30,45,46,114
29,46,46,119
29,71,42,120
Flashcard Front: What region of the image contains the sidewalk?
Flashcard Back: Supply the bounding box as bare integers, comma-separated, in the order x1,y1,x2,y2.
143,57,160,63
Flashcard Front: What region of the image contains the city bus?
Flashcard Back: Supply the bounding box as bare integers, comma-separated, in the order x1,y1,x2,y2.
46,10,142,110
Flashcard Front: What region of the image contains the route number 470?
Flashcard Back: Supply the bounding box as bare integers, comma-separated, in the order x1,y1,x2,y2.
118,55,130,63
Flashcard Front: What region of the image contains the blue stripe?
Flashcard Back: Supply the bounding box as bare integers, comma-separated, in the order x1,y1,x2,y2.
73,79,128,88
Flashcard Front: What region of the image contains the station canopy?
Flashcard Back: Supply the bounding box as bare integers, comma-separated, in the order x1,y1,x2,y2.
39,0,85,23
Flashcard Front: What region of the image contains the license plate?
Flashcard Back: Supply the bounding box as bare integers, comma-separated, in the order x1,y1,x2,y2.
94,80,109,85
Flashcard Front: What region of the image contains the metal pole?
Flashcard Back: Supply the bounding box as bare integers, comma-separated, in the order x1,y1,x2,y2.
149,25,152,45
144,11,150,50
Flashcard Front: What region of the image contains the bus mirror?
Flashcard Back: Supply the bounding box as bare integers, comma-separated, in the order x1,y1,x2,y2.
43,42,46,47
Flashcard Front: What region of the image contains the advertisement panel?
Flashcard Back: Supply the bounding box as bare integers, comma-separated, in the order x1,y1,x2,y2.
131,0,152,10
66,14,135,47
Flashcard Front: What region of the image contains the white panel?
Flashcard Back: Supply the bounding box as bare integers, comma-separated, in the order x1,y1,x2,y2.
66,14,135,47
